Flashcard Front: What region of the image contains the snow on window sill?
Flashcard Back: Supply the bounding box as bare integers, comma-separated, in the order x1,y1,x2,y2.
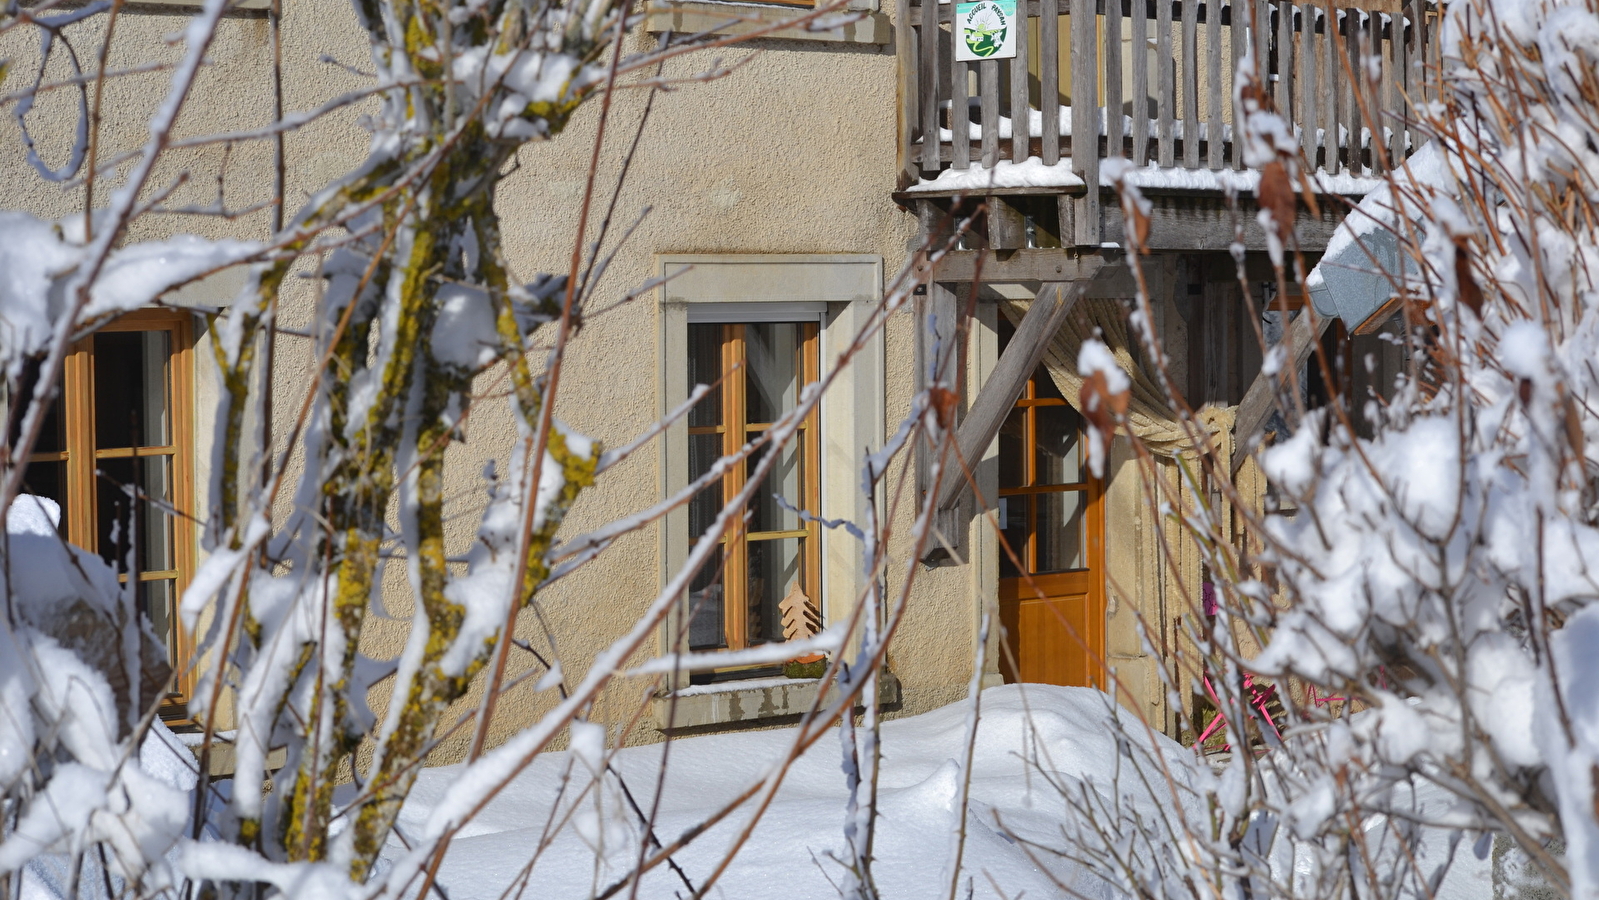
653,670,901,730
174,734,289,778
643,0,891,44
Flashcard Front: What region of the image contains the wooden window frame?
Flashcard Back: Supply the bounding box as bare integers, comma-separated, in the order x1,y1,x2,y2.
25,309,197,717
687,322,823,653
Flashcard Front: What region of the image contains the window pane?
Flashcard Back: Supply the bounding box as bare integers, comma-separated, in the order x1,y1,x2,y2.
998,408,1025,489
1035,404,1083,486
997,496,1027,578
688,433,724,539
1036,489,1086,573
746,440,804,533
94,331,171,448
96,456,174,573
141,578,176,667
8,360,65,454
686,324,723,428
18,461,66,529
688,546,726,651
744,323,800,425
747,537,803,645
142,455,173,573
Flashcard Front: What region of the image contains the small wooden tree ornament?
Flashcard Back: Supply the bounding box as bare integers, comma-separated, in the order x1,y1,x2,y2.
779,582,820,642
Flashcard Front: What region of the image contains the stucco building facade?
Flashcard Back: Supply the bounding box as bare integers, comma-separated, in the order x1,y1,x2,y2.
1,0,1425,757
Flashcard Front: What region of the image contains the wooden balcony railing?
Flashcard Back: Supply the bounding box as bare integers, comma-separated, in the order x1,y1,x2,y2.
899,0,1438,193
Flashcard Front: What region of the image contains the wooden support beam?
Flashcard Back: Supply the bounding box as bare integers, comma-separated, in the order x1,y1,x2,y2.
907,189,1352,258
987,196,1029,249
1230,308,1335,473
936,277,1095,512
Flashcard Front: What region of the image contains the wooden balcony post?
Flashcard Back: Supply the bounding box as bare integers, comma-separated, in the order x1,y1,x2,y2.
1071,0,1100,244
1011,7,1031,163
1130,0,1148,164
1181,0,1198,168
1231,0,1245,168
1323,0,1340,174
1278,0,1294,122
899,0,918,181
1157,0,1175,166
1042,0,1061,165
981,59,1001,167
953,21,972,169
1300,3,1317,164
1388,7,1404,165
1104,0,1122,160
1207,0,1223,168
920,0,941,172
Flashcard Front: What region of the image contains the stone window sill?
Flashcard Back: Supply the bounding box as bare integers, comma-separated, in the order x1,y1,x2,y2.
653,670,902,730
643,0,891,45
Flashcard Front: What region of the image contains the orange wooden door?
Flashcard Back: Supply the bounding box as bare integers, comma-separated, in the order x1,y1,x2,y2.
995,362,1106,688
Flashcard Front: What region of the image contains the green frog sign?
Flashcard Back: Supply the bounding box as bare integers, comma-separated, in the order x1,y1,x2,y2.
956,0,1017,61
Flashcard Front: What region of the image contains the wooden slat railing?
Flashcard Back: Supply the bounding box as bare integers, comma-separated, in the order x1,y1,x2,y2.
902,0,1437,195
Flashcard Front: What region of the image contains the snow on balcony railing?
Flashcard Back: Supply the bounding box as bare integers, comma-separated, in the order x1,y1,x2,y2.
900,0,1437,190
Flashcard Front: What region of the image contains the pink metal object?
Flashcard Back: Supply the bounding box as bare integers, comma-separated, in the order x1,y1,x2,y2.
1307,685,1346,706
1307,667,1387,709
1197,672,1283,749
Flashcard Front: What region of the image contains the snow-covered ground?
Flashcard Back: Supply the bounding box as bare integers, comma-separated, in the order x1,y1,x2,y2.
8,682,1496,900
389,684,1198,900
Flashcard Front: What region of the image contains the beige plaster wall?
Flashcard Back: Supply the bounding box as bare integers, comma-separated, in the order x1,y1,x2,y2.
419,27,952,758
0,3,373,726
0,0,1096,761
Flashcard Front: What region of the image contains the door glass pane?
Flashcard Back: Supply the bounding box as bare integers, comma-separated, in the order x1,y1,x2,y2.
746,440,804,533
686,324,723,428
1036,489,1086,573
998,408,1026,489
997,495,1027,578
747,537,802,645
94,331,171,449
744,323,800,425
687,545,726,651
96,455,174,573
1035,403,1083,485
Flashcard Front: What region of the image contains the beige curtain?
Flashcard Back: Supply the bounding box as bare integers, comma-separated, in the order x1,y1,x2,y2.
997,297,1236,461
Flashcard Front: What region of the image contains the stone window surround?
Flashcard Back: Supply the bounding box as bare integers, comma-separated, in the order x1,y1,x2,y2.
643,0,891,45
655,253,884,727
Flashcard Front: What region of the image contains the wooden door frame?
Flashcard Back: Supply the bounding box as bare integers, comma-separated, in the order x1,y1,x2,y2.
995,363,1107,687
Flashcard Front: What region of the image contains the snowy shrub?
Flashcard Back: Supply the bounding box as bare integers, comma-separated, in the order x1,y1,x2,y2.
1054,2,1599,899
